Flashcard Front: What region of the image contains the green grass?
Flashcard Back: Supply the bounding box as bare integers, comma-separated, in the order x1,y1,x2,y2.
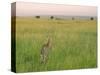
16,17,97,72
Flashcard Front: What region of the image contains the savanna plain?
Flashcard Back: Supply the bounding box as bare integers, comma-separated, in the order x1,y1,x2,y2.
15,17,97,72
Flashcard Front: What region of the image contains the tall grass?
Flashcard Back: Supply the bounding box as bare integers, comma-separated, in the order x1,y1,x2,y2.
16,17,97,72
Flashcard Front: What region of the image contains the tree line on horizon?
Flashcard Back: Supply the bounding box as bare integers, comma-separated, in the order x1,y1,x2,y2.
35,16,94,20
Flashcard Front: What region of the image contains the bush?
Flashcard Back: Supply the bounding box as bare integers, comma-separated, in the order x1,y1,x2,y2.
35,16,40,19
72,17,75,20
50,16,54,19
90,17,94,20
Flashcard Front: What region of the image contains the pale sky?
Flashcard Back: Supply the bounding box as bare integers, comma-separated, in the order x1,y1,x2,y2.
15,2,97,16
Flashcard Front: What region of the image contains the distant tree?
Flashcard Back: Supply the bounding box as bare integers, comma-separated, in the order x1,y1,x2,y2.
90,17,94,20
72,17,75,20
50,16,54,19
35,16,40,19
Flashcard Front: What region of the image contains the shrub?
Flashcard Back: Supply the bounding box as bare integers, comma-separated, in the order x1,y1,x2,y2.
50,16,54,19
35,16,40,19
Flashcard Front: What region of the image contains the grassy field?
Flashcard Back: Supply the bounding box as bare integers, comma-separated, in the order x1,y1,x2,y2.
16,17,97,73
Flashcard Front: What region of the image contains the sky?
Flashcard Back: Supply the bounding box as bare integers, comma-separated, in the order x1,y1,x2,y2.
14,2,97,16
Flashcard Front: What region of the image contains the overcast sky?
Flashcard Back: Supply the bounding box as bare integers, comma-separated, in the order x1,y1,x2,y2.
15,2,97,16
